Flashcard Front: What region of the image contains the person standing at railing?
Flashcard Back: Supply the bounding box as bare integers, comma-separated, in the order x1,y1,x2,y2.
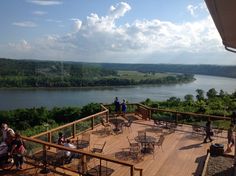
114,97,120,116
121,99,127,118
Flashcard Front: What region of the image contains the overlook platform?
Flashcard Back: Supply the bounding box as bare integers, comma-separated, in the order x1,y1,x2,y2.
1,115,232,176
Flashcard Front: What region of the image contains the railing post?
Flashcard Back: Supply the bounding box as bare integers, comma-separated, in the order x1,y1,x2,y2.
140,169,143,176
47,132,51,143
73,123,76,138
106,111,109,122
148,109,152,120
47,132,51,149
175,113,179,125
130,166,134,176
92,116,94,130
81,154,87,174
99,159,102,176
40,144,50,174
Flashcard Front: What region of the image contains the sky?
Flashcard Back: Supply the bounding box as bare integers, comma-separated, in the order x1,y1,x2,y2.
0,0,235,65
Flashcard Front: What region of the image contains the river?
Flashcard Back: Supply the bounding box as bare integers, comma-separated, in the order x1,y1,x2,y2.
0,75,236,110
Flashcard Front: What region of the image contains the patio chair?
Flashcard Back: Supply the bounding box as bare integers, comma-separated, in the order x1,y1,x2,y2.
138,130,146,137
127,136,139,147
91,141,106,154
122,119,133,132
129,145,143,162
153,119,165,127
101,118,114,135
78,133,90,150
151,135,165,151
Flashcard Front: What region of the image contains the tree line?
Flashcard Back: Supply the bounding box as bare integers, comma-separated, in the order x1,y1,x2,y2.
100,63,236,78
143,88,236,117
0,88,235,136
0,58,195,87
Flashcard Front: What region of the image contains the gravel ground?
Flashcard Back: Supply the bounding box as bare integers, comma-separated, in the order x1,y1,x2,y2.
206,156,234,176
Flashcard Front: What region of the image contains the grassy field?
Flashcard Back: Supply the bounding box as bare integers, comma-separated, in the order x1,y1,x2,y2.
109,70,176,81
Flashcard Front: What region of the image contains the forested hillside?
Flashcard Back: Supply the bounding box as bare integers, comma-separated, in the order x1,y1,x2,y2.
100,63,236,78
0,58,194,87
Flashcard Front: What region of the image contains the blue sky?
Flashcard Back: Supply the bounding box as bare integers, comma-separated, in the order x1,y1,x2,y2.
0,0,235,65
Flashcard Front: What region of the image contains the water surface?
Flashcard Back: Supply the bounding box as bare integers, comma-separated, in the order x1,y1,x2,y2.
0,75,236,110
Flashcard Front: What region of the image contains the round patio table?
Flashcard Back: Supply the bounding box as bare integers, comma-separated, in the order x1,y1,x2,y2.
109,118,124,134
135,135,157,153
74,140,89,149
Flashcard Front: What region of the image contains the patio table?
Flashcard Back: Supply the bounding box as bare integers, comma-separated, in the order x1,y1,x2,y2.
135,135,157,153
109,118,124,134
72,140,89,149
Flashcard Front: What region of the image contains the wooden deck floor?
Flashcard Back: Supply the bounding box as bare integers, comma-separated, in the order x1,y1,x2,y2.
1,115,233,176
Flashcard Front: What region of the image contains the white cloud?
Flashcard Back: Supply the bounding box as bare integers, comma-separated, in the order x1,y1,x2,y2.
109,2,131,19
33,10,47,15
187,3,207,17
46,19,62,23
70,18,82,32
2,2,235,64
12,21,37,27
27,0,62,6
9,40,32,52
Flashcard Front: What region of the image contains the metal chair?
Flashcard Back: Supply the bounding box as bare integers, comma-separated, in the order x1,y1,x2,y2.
138,130,146,137
91,141,106,154
101,119,114,135
129,145,143,162
122,119,133,132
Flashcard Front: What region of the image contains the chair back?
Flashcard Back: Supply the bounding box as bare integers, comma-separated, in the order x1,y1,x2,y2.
157,135,165,146
154,119,159,125
130,145,140,153
127,136,139,147
138,130,146,137
126,119,133,127
100,141,107,152
82,133,90,142
101,118,106,127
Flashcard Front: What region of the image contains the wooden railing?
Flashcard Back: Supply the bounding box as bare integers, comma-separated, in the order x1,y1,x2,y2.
22,136,143,176
134,103,231,128
25,103,231,176
31,104,109,142
27,104,142,176
105,102,231,123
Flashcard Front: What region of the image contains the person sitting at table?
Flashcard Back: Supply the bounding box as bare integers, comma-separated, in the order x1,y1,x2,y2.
1,123,15,145
57,132,65,145
64,139,76,163
1,123,15,152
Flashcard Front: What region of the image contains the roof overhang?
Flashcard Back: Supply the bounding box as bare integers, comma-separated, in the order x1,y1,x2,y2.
205,0,236,53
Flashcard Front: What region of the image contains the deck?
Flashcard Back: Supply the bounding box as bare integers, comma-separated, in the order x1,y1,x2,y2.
0,114,232,176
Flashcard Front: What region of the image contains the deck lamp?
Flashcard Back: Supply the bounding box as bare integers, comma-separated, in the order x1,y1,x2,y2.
205,0,236,53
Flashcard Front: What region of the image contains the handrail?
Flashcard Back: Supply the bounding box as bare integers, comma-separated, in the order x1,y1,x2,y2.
25,102,230,176
149,107,231,120
32,106,108,138
22,136,142,176
23,136,132,166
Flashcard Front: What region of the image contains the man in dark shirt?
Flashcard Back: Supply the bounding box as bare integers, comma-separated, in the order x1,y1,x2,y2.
114,97,120,116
